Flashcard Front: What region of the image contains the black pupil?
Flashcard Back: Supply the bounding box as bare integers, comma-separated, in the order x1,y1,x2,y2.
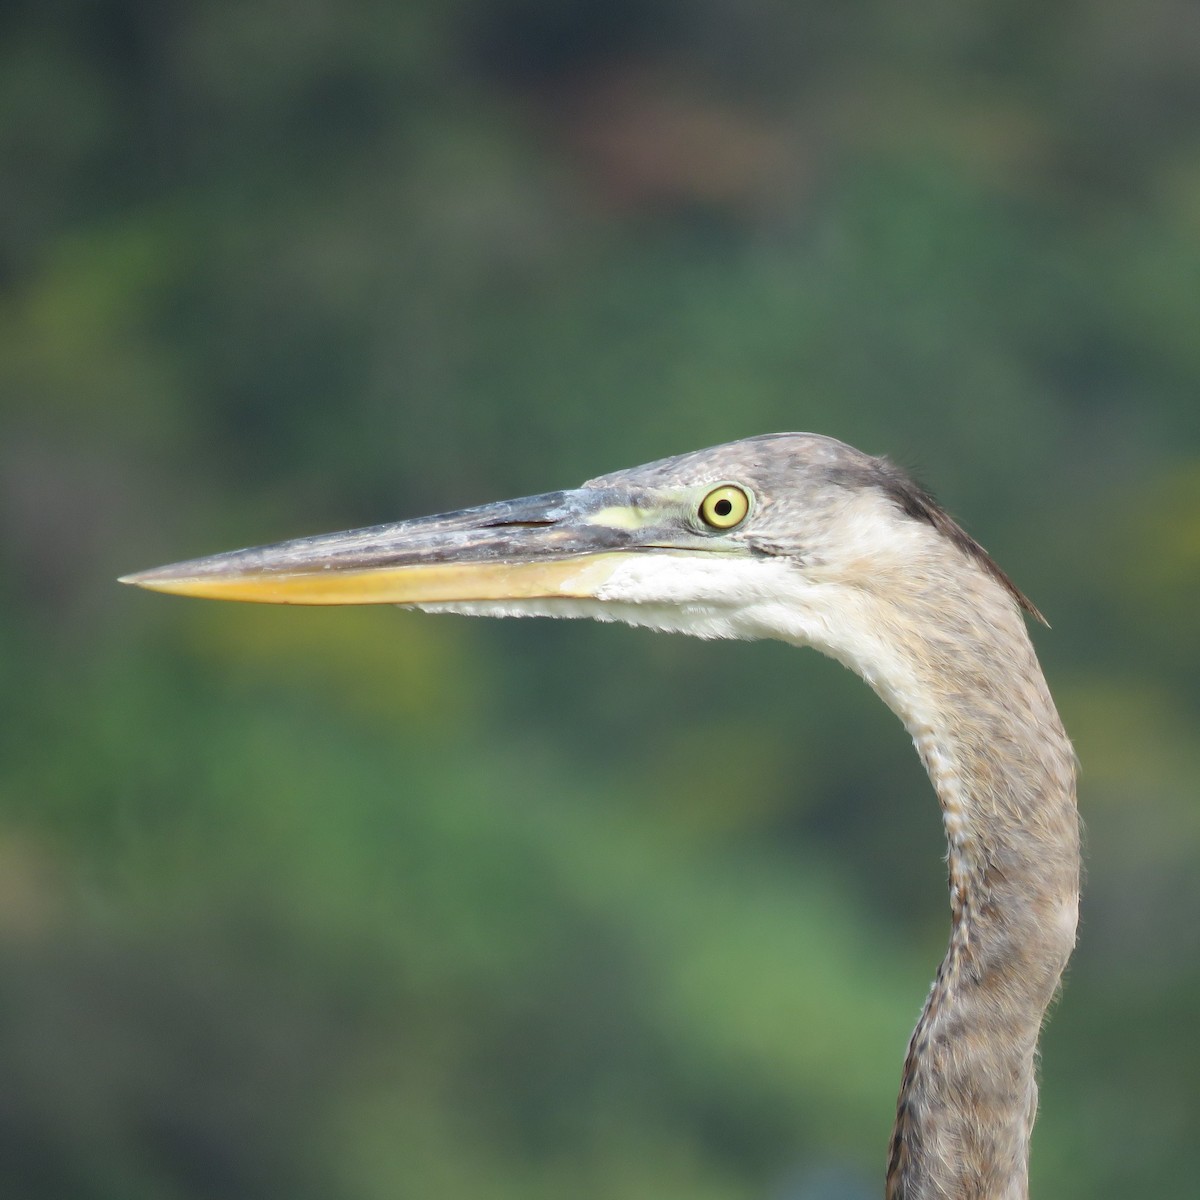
714,498,732,517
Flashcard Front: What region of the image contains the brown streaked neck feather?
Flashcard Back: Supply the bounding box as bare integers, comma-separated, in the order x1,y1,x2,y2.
879,573,1079,1200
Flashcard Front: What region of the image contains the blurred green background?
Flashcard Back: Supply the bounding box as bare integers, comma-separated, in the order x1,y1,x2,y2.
2,2,1199,1197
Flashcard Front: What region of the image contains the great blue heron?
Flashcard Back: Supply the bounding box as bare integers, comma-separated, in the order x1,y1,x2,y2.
122,433,1080,1200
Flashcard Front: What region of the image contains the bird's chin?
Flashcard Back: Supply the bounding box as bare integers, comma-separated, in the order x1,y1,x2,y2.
411,595,741,640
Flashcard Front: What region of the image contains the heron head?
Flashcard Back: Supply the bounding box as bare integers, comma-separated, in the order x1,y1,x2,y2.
121,433,1039,650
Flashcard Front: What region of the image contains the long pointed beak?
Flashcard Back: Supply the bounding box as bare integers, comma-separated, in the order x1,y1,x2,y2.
119,489,659,606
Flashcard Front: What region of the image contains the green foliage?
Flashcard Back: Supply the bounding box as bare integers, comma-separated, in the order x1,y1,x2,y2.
2,2,1198,1197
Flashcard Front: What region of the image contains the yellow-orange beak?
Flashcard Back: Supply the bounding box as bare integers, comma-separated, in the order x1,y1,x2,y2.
119,488,665,606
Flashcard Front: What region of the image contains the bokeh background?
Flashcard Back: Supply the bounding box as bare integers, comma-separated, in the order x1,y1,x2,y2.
3,2,1199,1197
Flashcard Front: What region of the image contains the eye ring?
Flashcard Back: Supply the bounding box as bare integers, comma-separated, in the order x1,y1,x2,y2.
698,484,751,530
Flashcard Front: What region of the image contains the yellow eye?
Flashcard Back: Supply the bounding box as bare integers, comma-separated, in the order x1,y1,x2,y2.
698,484,750,530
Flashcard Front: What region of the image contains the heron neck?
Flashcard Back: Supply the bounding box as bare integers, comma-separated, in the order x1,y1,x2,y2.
879,611,1079,1200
